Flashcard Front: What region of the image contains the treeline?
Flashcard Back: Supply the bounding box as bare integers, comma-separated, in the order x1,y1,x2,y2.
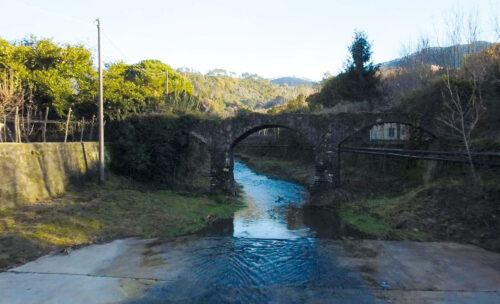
0,36,317,121
181,69,315,115
0,36,198,121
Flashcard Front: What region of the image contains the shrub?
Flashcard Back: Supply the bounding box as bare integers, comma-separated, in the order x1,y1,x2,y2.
108,115,195,184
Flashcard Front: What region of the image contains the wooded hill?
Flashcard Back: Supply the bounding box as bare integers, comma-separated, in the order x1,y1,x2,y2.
181,70,316,115
381,41,493,69
270,77,316,87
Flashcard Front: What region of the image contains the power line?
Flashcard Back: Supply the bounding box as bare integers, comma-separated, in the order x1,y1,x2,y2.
101,31,128,61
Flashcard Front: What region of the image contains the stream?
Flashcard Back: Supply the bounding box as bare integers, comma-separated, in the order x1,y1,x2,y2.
128,161,382,303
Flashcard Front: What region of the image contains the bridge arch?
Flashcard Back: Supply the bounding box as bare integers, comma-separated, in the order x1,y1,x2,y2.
191,112,438,194
312,120,440,189
211,124,315,195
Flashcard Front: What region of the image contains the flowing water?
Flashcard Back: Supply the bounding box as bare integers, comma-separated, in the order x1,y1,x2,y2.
129,162,383,303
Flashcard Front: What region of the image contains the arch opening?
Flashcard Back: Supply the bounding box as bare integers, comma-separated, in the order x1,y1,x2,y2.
223,125,315,189
339,121,438,147
337,122,441,193
231,124,297,150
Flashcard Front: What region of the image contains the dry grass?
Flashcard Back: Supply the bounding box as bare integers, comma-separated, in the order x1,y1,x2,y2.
0,174,244,270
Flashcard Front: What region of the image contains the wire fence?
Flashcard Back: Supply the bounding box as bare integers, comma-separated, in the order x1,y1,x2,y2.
0,107,98,143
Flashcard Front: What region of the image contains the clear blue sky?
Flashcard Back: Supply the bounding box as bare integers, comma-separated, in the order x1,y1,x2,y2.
1,0,498,80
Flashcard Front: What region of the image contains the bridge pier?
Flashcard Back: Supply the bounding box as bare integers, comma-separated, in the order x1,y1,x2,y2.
313,141,341,190
309,144,342,207
209,148,237,195
208,143,342,195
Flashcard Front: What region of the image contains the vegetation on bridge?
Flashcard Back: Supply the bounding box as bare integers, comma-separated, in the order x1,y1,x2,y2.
108,115,213,190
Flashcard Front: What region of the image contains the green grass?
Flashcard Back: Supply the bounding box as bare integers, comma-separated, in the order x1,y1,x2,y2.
339,210,391,237
0,174,245,269
338,189,431,241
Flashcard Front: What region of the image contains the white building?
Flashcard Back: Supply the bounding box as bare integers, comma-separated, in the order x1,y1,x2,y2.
369,123,410,141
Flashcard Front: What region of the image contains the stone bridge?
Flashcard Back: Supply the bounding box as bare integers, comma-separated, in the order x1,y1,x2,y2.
190,112,436,194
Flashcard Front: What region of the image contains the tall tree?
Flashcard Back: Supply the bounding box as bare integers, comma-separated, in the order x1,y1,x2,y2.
308,31,380,108
340,31,380,102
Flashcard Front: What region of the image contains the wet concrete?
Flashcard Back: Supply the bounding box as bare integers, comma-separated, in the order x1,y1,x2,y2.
0,239,157,304
1,161,499,303
2,238,500,303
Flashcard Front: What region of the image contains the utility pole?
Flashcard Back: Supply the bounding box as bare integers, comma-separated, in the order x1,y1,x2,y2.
97,18,105,184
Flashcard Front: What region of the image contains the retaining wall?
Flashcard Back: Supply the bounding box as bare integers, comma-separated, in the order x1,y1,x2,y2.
0,142,99,204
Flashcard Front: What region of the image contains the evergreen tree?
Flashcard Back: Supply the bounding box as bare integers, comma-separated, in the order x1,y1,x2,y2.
341,31,380,101
309,31,380,107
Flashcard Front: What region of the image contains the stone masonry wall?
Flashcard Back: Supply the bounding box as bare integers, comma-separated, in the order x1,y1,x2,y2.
0,142,99,204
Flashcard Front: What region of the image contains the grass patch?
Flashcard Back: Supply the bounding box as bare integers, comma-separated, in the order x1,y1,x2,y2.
338,189,432,241
339,210,391,237
0,174,245,270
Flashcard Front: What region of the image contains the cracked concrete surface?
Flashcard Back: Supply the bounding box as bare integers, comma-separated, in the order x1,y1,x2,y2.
0,239,158,304
1,238,500,303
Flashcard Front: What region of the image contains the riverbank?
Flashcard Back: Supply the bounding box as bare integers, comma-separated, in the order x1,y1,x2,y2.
237,152,500,252
0,175,244,270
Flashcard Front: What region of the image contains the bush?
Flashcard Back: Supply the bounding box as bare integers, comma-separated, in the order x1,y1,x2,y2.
108,115,195,185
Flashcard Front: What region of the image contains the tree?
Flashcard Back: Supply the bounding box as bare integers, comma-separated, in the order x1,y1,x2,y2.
308,31,380,108
341,31,380,102
438,8,486,186
438,74,484,186
0,69,25,118
347,31,373,73
103,62,144,120
0,37,97,119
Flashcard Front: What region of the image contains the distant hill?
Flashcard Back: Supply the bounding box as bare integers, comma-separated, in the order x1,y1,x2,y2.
183,72,315,115
381,41,493,69
270,77,316,87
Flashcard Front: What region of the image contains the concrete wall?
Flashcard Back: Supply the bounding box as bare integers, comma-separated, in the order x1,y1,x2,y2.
0,142,99,204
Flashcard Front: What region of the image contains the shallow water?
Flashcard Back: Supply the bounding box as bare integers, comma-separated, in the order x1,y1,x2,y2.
232,161,310,239
128,161,383,303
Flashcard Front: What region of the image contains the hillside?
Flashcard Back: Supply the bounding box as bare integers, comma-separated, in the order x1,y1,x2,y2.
182,72,316,115
270,77,316,87
382,41,493,69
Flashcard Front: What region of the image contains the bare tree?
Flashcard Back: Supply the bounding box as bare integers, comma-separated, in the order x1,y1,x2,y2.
437,6,486,186
438,74,484,185
0,70,25,118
